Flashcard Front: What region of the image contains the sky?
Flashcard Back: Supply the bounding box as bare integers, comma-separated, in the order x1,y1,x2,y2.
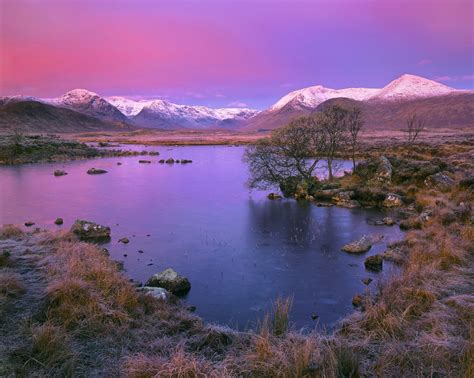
1,0,473,109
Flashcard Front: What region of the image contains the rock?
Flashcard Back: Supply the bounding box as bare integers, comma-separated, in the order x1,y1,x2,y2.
187,305,197,312
138,160,151,164
24,221,35,227
342,234,382,254
315,202,333,207
70,219,111,242
375,156,392,183
114,260,124,270
146,268,191,296
279,176,320,198
98,142,110,147
180,159,192,164
140,286,168,300
165,158,175,164
419,209,433,222
362,278,373,285
138,250,144,254
424,172,455,190
383,244,407,265
159,159,165,163
175,160,180,163
311,314,319,320
314,188,343,200
382,217,395,226
332,191,360,208
149,151,160,156
364,254,383,271
118,237,129,244
382,193,403,208
53,170,67,177
267,193,282,200
352,294,364,307
117,162,122,165
87,168,108,175
54,218,63,225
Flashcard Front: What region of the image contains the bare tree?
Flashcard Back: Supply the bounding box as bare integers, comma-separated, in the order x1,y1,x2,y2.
244,116,326,190
345,107,364,172
404,114,425,144
318,105,349,181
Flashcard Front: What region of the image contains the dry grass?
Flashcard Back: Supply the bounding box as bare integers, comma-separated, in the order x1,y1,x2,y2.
0,270,26,298
0,224,24,240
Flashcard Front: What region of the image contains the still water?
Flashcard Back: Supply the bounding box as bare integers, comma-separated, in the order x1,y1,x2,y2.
0,145,402,330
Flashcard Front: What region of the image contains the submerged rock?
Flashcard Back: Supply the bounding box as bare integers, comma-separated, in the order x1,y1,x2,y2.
70,219,111,242
364,254,383,271
87,168,108,175
146,268,191,296
53,170,67,177
267,193,282,200
341,234,382,254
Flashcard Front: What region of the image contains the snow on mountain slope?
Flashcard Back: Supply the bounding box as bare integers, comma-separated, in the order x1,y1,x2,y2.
270,74,460,111
372,74,456,101
270,86,379,111
107,96,259,127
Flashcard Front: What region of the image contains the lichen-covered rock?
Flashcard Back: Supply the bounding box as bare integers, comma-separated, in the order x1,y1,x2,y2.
146,268,191,296
139,286,168,300
424,172,455,190
364,254,383,271
382,193,403,208
376,156,393,183
70,219,111,242
341,234,383,254
332,191,360,208
87,168,108,175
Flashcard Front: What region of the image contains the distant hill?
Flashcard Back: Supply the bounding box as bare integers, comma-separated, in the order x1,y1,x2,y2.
0,100,133,133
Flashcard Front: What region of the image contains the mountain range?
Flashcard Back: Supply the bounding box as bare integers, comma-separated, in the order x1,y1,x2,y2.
0,74,472,133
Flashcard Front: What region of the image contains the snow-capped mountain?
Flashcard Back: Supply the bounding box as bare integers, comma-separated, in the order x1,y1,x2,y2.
44,89,128,122
107,96,259,129
371,74,456,101
244,74,473,131
270,86,379,111
269,74,459,111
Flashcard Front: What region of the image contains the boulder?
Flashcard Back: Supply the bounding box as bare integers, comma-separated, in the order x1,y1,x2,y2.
382,193,403,208
146,268,191,296
139,286,168,300
332,191,360,208
117,162,122,165
149,151,160,156
424,172,455,191
87,168,108,175
165,158,175,164
70,220,111,242
180,159,193,164
362,278,373,285
382,217,395,226
138,160,151,164
364,254,383,271
54,218,64,225
375,156,393,183
53,170,67,177
24,221,35,227
341,234,383,254
159,159,165,164
267,193,282,200
118,237,130,244
313,188,343,200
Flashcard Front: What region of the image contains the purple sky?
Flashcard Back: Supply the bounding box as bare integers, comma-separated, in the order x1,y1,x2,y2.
1,0,473,109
